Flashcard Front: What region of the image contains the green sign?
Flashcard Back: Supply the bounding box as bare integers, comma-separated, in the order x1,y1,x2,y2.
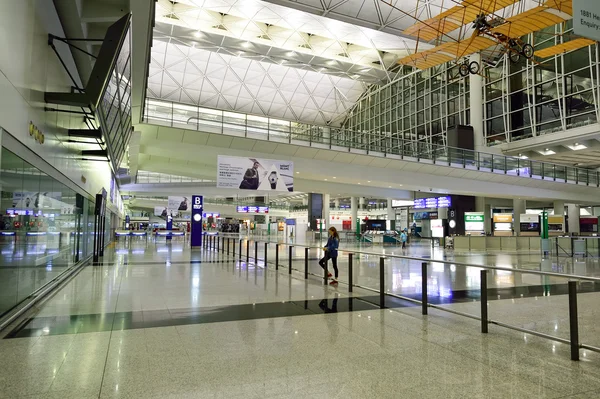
465,214,484,222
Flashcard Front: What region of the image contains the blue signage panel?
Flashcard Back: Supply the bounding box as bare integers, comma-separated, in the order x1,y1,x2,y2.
190,195,203,247
413,196,452,209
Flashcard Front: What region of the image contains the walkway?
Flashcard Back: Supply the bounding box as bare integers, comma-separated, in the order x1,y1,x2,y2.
1,240,600,398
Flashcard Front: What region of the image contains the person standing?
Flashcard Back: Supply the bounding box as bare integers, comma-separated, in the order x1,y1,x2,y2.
400,229,408,249
319,227,340,285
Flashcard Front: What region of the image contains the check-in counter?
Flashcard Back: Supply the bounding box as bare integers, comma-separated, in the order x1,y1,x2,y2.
453,236,544,251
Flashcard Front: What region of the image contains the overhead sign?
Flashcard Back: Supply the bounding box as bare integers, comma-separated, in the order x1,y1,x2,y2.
574,0,600,41
237,206,269,214
217,155,294,192
413,196,451,209
464,213,484,222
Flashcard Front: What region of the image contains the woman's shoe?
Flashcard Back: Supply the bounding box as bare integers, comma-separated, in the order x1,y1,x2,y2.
329,280,338,285
327,272,332,278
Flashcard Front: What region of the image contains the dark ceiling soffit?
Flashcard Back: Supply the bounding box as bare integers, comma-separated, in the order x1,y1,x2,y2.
44,92,89,107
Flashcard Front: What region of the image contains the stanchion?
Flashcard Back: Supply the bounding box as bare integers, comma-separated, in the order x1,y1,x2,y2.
227,238,230,255
254,241,258,261
568,281,580,361
422,262,428,315
275,244,279,270
217,236,220,252
480,270,488,333
239,239,242,259
246,239,250,261
348,253,353,293
288,246,292,274
232,238,235,257
304,247,308,279
323,253,328,285
264,243,268,267
380,257,385,309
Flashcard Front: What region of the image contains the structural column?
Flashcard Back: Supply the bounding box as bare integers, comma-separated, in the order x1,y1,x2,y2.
513,199,526,236
359,197,365,210
554,201,565,216
334,199,340,209
322,194,330,230
475,197,491,235
351,197,358,236
567,204,580,235
387,199,395,230
469,53,485,151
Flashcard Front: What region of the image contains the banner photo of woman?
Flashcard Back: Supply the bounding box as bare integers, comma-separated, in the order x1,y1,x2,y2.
217,156,294,192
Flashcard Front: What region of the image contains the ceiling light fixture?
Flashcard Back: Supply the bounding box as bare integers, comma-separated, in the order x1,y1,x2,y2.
194,31,201,38
286,51,296,57
241,42,251,48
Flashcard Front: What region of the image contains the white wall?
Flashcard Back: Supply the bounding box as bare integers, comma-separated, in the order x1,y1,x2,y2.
0,1,113,199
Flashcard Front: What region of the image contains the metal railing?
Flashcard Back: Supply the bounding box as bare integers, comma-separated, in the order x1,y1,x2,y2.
143,98,600,187
204,235,600,362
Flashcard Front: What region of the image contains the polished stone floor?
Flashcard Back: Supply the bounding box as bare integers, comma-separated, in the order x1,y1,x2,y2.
2,239,600,398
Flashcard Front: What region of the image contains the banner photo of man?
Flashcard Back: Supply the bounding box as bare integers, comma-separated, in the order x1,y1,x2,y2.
168,196,189,212
217,156,293,192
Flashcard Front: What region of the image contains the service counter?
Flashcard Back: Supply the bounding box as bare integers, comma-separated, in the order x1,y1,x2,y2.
454,236,543,251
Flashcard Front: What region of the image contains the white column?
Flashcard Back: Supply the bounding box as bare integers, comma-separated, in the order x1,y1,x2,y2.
554,201,564,216
567,204,580,234
475,197,491,234
334,199,340,209
513,199,526,236
387,199,395,230
351,197,358,231
469,53,485,151
359,197,365,210
322,193,330,230
302,198,308,206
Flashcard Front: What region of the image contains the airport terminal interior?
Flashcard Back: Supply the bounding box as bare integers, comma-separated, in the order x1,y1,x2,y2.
2,0,600,397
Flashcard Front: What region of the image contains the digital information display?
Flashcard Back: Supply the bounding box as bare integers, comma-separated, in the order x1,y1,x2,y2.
413,196,451,209
237,206,269,214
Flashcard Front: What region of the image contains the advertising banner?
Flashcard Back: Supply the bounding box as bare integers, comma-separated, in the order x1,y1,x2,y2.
464,212,485,232
217,155,293,192
12,192,62,209
168,196,189,212
154,206,169,218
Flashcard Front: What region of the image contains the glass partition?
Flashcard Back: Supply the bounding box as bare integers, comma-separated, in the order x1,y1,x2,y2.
0,147,106,318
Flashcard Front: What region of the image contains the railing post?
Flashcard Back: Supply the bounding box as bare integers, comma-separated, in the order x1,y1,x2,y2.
289,245,292,274
246,239,250,261
380,257,385,309
264,243,268,267
239,239,242,259
304,247,309,279
227,238,230,255
348,253,353,293
232,238,235,257
481,270,488,333
254,240,258,261
422,262,428,315
323,252,328,285
568,281,580,361
275,244,279,270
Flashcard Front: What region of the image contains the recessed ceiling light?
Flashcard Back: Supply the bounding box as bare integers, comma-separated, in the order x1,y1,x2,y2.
324,179,328,181
333,177,336,179
194,31,201,38
574,142,579,146
399,184,403,187
296,172,299,174
358,183,361,185
286,51,296,57
367,180,371,183
241,41,251,48
388,186,391,188
545,148,549,151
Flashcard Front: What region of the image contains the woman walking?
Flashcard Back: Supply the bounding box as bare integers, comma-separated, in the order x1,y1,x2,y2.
319,227,340,285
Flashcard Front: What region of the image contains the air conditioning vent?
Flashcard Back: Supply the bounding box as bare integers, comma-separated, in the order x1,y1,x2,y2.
298,43,312,50
257,34,271,40
165,13,179,20
337,52,349,58
213,24,227,30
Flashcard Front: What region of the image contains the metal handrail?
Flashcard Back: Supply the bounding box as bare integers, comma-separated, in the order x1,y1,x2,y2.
144,98,600,187
205,235,600,361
